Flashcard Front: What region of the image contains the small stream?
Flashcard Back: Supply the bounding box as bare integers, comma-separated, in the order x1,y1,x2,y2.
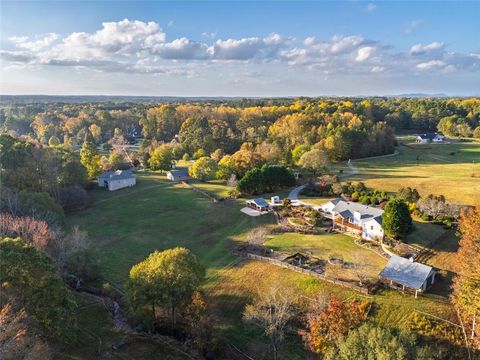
112,300,130,330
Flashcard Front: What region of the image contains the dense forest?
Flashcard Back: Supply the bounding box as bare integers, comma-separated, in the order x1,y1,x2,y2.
1,98,479,168
1,97,479,358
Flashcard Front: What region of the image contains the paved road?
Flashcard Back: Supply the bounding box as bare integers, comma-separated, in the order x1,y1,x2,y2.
288,185,305,200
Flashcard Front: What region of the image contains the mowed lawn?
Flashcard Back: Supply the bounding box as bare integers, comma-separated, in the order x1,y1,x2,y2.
67,172,275,287
345,140,480,204
67,172,456,359
265,232,387,280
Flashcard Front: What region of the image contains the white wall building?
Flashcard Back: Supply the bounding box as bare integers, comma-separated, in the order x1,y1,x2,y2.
321,199,384,240
98,169,136,191
416,133,445,144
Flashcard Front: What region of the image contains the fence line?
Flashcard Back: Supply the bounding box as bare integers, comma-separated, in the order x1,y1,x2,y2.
241,252,369,294
182,181,219,202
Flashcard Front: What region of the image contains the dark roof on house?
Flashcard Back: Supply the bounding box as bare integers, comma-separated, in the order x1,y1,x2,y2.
99,169,134,181
168,168,189,177
379,255,434,290
248,198,270,207
330,199,383,224
417,133,442,140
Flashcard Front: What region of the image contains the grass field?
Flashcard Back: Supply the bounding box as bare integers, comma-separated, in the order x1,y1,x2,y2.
265,232,387,280
66,172,457,359
344,140,480,204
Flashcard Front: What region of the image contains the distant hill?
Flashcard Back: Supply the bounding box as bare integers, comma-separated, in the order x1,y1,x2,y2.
393,93,450,98
0,95,254,104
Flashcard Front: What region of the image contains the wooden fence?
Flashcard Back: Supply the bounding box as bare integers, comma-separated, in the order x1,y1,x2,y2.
241,252,369,294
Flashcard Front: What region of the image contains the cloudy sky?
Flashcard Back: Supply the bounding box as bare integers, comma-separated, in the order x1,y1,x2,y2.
1,1,479,96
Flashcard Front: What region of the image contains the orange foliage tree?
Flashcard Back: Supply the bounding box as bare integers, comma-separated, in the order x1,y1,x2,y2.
452,205,480,348
301,295,370,354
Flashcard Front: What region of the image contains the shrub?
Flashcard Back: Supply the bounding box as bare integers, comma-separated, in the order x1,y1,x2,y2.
19,191,65,225
0,213,56,250
351,192,359,201
57,186,90,212
64,248,101,283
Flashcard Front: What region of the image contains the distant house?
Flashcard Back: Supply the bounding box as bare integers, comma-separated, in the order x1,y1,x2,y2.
98,169,136,191
246,198,271,212
321,199,384,240
379,255,437,298
416,133,445,144
167,168,190,182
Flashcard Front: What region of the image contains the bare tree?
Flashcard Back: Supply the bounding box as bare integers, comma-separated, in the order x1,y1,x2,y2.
349,252,371,287
51,225,89,266
243,284,296,360
247,226,269,246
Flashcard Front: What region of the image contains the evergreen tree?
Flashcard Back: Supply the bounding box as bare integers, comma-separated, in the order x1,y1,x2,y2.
382,198,413,239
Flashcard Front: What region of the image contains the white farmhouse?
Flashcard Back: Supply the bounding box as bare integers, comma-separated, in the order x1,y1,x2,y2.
416,133,445,144
321,199,384,240
98,169,136,191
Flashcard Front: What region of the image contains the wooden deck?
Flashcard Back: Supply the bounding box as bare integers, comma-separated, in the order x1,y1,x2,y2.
334,216,363,232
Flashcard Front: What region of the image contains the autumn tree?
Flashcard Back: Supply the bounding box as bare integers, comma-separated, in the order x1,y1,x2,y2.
184,291,214,351
243,284,296,360
148,144,173,172
89,123,102,144
127,247,205,329
452,205,480,347
0,304,53,360
301,295,369,354
382,198,413,239
326,323,435,360
398,187,421,203
188,156,218,181
108,150,128,170
80,131,102,178
298,148,329,176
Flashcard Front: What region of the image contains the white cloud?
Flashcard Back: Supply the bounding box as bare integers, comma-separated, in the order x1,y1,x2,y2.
355,46,374,62
329,35,366,55
151,38,209,59
51,19,166,60
416,60,446,70
410,42,444,55
303,37,317,46
371,66,385,73
209,33,290,61
9,33,59,51
2,18,478,80
365,3,377,12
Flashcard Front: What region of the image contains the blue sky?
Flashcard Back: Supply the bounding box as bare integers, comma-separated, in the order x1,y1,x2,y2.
1,1,479,96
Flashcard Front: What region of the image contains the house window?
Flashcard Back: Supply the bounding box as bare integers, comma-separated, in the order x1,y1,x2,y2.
371,226,374,230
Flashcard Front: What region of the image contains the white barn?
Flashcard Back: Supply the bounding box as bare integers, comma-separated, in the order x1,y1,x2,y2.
321,199,384,240
166,168,191,182
98,169,136,191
